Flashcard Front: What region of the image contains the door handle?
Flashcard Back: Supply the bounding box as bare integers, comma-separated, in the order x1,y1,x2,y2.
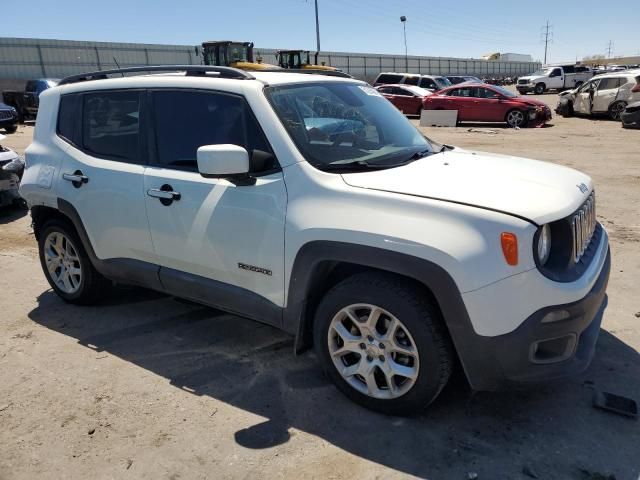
63,170,89,188
147,184,181,206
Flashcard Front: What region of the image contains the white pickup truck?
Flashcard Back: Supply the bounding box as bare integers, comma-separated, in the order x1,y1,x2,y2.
517,65,594,95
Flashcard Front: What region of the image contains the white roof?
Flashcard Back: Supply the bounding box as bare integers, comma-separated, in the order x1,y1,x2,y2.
592,68,640,79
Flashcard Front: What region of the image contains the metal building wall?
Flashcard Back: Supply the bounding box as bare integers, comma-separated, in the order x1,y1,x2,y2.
0,37,540,84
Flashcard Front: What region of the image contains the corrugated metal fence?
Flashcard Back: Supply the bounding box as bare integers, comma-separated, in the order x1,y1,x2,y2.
0,37,540,84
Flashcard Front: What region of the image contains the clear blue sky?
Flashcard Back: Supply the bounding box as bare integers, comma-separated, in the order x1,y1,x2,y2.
3,0,638,62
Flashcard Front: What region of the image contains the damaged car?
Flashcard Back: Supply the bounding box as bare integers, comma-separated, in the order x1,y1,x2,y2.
0,134,25,208
555,70,640,120
423,84,551,127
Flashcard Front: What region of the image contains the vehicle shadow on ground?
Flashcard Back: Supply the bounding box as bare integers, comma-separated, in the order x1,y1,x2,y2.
29,288,640,479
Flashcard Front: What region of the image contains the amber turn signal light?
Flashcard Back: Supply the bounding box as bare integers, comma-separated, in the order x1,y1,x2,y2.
501,232,518,266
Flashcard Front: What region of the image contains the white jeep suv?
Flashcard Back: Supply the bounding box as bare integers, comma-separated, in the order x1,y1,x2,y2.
20,66,610,414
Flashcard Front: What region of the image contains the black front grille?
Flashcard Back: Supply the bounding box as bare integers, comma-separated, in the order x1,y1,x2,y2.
518,79,528,85
0,110,14,120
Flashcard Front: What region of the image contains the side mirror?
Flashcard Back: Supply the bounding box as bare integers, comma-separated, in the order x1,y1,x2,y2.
197,144,250,180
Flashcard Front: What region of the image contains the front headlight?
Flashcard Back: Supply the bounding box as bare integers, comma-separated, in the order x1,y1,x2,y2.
537,224,551,266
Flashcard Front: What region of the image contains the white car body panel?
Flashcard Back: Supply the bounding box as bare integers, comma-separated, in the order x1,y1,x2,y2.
341,149,592,226
143,167,287,306
463,227,609,336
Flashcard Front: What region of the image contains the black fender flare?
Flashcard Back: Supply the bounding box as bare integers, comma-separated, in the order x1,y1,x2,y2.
283,241,482,378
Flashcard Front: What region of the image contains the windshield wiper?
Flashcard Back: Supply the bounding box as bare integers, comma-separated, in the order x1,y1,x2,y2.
319,160,397,171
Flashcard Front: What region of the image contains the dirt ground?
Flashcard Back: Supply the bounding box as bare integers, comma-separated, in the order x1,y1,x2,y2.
1,92,639,480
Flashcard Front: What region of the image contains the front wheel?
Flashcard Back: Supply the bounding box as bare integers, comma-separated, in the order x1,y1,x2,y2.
506,109,527,128
534,83,545,95
313,272,453,415
609,101,626,121
4,125,17,134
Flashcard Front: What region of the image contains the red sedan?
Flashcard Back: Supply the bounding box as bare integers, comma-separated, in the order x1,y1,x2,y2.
375,84,433,116
423,84,551,127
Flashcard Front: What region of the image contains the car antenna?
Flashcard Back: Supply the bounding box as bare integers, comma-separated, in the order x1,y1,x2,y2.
112,57,124,76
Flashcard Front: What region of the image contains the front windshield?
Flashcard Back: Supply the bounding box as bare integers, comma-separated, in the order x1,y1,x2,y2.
531,68,552,76
265,83,432,171
228,43,250,63
491,85,518,98
435,77,452,89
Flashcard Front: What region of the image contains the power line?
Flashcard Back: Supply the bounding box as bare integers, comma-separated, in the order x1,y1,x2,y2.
541,20,553,64
606,40,613,59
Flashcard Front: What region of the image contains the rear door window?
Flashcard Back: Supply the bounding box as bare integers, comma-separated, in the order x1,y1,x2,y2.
598,78,622,90
403,76,420,86
81,90,143,164
448,88,473,97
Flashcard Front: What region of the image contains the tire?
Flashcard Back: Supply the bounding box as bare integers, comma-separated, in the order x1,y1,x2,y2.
38,219,110,304
561,101,574,118
313,272,454,415
506,109,527,128
4,125,17,134
534,83,545,95
608,101,626,121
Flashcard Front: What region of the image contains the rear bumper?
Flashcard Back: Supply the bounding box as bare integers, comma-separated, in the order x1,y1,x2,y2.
456,248,610,391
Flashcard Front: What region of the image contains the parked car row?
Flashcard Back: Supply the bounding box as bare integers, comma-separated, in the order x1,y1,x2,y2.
376,77,551,127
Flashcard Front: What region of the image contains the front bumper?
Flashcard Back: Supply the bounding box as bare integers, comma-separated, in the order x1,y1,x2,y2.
516,84,535,93
455,248,611,391
0,114,18,128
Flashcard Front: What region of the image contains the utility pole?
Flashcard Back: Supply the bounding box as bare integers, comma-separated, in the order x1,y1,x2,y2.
541,20,552,65
606,40,613,59
400,16,408,71
314,0,321,65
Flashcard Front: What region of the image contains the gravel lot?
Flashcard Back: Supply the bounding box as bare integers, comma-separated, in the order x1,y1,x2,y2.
1,91,639,480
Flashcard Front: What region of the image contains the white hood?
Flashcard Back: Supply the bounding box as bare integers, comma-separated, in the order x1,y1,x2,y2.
341,149,593,225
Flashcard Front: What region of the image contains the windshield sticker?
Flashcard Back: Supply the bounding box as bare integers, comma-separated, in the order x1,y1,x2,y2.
358,85,383,97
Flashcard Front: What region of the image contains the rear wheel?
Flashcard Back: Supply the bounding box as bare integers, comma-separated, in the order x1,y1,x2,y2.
38,220,110,304
506,109,527,128
313,272,453,415
609,101,626,121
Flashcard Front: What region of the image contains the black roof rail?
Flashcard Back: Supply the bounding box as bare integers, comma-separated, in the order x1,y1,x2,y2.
58,65,255,86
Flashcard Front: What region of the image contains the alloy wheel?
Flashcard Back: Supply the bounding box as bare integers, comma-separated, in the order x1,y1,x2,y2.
327,303,420,399
44,231,82,294
507,110,525,127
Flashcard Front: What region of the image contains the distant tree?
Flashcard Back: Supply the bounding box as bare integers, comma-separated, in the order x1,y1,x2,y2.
582,54,605,61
